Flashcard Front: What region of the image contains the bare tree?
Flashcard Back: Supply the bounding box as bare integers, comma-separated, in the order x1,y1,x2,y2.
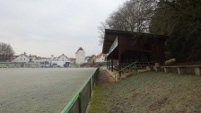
0,42,15,61
97,22,108,45
98,0,158,45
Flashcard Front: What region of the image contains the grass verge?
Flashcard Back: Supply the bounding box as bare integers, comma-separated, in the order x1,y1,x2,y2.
88,72,201,113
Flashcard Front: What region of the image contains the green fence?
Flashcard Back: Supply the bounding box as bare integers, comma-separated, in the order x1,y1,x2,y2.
0,62,24,68
61,68,99,113
114,61,137,81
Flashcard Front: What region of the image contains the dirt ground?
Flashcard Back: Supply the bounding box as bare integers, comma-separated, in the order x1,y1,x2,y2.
96,67,115,84
0,68,96,113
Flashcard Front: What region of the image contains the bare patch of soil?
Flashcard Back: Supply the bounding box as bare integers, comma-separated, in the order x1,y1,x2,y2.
149,97,169,111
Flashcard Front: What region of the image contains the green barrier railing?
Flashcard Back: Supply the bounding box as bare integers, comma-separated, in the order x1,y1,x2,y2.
114,61,137,81
0,62,24,68
61,67,99,113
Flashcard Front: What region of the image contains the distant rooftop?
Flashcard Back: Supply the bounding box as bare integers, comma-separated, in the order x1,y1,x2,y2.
75,47,84,54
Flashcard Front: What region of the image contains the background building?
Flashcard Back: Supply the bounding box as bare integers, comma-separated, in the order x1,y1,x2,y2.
51,54,71,67
12,53,30,63
95,53,106,62
75,47,85,65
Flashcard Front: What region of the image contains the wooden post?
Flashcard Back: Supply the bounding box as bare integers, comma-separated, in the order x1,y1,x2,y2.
111,57,113,72
164,67,170,73
177,67,185,75
108,59,110,70
107,58,109,69
154,66,160,72
195,67,201,76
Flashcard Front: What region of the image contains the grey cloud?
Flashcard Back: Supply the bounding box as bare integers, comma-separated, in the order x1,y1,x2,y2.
0,0,126,57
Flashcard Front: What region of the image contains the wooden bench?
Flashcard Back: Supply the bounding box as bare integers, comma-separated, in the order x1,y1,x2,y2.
155,65,201,76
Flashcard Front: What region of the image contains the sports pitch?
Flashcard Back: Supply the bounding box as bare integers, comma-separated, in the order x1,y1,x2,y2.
0,68,97,113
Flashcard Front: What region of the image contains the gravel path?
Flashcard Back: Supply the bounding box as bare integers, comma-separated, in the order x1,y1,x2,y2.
0,68,96,113
96,67,115,84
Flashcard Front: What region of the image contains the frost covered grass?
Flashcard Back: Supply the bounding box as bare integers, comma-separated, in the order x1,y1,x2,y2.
0,68,97,113
88,72,201,113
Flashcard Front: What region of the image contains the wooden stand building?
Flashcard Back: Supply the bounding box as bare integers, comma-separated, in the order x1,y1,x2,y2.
102,29,168,71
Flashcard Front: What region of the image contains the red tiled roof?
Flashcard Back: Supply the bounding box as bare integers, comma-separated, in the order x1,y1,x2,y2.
96,53,105,58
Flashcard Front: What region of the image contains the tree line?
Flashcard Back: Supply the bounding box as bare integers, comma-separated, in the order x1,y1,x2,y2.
0,42,15,61
99,0,201,62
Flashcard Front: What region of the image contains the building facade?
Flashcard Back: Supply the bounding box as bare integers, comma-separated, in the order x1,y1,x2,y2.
12,53,30,63
51,54,71,67
102,29,168,71
75,47,85,65
95,53,106,62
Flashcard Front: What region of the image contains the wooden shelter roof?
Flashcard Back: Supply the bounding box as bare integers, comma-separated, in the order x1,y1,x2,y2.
102,29,168,54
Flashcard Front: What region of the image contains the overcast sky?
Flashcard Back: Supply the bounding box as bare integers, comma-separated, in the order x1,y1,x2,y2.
0,0,126,58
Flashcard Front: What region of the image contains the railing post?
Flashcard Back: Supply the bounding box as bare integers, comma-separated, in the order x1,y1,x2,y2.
78,93,82,113
111,58,113,72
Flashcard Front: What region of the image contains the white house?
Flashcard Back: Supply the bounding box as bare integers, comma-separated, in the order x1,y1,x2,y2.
12,53,50,67
95,53,106,62
75,47,85,65
32,57,50,67
51,54,71,67
12,53,30,63
84,56,90,63
12,53,72,68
